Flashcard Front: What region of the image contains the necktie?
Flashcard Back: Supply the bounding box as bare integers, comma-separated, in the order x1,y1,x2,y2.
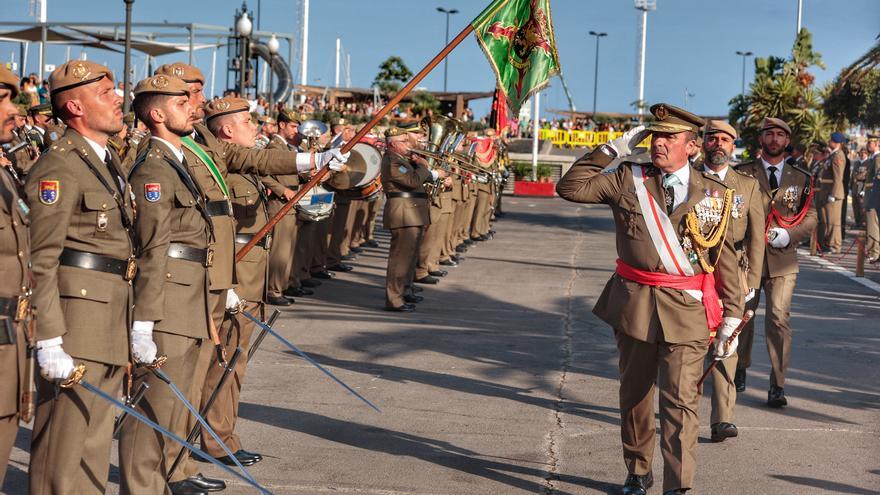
662,173,680,214
768,166,779,191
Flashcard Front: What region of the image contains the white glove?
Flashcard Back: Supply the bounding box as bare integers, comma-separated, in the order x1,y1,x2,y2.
768,227,791,248
714,317,742,360
226,289,244,313
130,321,157,365
860,191,865,197
606,125,648,158
36,337,76,381
744,288,756,303
317,148,350,172
827,195,836,203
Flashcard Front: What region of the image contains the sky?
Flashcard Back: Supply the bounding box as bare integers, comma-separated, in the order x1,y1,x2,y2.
1,0,877,120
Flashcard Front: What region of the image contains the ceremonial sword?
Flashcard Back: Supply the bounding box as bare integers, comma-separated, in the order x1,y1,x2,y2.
240,311,382,413
66,374,273,494
698,310,755,391
166,346,242,481
112,381,149,437
247,309,280,364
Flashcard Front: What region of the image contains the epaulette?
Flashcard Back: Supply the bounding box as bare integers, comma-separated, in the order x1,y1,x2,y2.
788,163,811,177
700,170,729,188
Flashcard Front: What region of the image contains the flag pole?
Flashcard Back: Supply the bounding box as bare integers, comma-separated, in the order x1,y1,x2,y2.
531,92,540,182
236,19,486,261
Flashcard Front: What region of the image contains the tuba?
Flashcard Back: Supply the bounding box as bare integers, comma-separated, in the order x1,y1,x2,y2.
298,119,328,151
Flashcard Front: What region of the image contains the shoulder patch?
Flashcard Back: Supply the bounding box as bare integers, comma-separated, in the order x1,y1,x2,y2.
144,183,162,202
601,166,619,175
39,180,60,205
398,165,408,174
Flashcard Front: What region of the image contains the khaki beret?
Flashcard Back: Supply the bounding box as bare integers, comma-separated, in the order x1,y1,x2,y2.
704,120,737,139
29,103,53,116
278,109,302,124
15,103,28,116
204,97,250,122
154,63,205,85
133,75,190,97
258,115,277,125
0,65,19,98
399,122,422,133
760,117,791,135
49,60,113,95
384,126,408,138
646,103,704,134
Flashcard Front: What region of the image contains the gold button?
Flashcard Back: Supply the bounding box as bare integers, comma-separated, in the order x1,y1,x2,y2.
21,286,27,292
166,273,172,279
80,289,87,296
12,220,18,226
17,251,24,258
102,203,108,209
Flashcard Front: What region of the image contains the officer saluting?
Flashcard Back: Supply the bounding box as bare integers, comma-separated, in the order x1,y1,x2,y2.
26,60,136,495
557,104,744,495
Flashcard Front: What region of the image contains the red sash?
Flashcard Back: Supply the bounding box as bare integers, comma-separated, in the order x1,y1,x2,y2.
615,259,723,330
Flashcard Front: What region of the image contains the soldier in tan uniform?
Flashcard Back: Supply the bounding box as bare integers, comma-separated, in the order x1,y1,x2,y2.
152,61,347,491
864,134,880,262
26,61,136,495
816,133,847,253
734,118,817,407
199,97,269,468
262,109,304,305
381,127,446,311
699,121,765,443
0,65,31,488
557,104,745,495
27,103,64,152
117,75,217,495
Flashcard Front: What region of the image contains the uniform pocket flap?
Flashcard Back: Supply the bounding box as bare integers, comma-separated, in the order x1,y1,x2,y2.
82,191,118,211
164,257,204,286
174,190,197,208
58,275,113,302
232,184,256,198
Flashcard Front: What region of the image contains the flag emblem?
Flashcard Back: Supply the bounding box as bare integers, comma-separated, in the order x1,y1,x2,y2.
145,183,162,202
39,180,59,205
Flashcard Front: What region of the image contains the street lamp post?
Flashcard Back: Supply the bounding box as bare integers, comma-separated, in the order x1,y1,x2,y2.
236,6,253,99
588,31,607,118
436,7,459,92
736,50,753,95
267,33,279,116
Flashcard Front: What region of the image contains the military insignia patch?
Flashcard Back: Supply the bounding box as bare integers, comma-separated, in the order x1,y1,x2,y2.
39,180,59,205
398,165,408,174
732,194,744,219
144,183,161,202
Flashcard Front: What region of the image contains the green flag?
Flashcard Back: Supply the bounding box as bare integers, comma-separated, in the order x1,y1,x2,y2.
473,0,561,115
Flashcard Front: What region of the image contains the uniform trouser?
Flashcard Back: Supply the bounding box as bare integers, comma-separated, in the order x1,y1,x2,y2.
174,291,226,482
200,301,261,457
852,192,864,225
615,331,704,492
310,218,332,273
363,199,381,242
294,219,316,284
866,208,880,258
266,210,299,297
462,197,478,242
349,200,368,248
416,210,450,279
29,359,123,495
118,331,207,494
736,274,797,388
386,226,423,308
822,200,843,251
0,413,17,487
472,190,492,237
326,201,354,267
709,352,738,424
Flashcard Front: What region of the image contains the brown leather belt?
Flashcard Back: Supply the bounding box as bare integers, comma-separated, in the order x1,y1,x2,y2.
0,295,29,321
59,248,136,281
205,200,232,217
386,192,428,199
167,243,213,267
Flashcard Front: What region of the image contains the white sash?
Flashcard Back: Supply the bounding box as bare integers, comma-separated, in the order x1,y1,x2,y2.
631,166,702,300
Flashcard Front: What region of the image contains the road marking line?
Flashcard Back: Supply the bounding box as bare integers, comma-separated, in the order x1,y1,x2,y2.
798,249,880,294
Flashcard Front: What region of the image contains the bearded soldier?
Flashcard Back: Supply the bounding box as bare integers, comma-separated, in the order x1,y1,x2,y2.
557,104,744,495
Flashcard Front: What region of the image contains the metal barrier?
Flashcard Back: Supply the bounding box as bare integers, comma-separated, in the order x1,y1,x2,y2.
538,129,650,148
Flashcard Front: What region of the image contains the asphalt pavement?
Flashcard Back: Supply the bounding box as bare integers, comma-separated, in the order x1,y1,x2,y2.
5,196,879,494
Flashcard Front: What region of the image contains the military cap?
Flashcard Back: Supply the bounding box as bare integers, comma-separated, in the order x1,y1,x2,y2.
0,65,19,97
867,133,880,141
384,126,408,138
830,132,847,144
399,122,422,133
278,108,302,124
28,103,52,116
704,120,737,139
133,74,190,97
154,62,205,85
646,103,704,134
330,117,349,127
258,115,277,125
15,103,28,116
204,97,250,122
760,117,791,135
48,60,113,94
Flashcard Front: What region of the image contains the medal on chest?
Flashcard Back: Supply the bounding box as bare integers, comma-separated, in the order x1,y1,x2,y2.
731,195,744,219
683,188,733,273
782,186,798,209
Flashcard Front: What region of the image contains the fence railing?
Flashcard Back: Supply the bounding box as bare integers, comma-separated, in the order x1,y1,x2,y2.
537,129,650,148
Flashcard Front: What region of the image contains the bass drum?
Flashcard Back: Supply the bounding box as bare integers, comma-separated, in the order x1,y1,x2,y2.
324,142,383,200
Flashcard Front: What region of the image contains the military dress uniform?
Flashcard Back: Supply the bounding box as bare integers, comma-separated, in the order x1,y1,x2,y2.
698,121,765,441
864,139,880,261
734,118,817,406
557,105,744,494
26,61,136,495
0,66,30,487
816,142,846,252
381,134,434,310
